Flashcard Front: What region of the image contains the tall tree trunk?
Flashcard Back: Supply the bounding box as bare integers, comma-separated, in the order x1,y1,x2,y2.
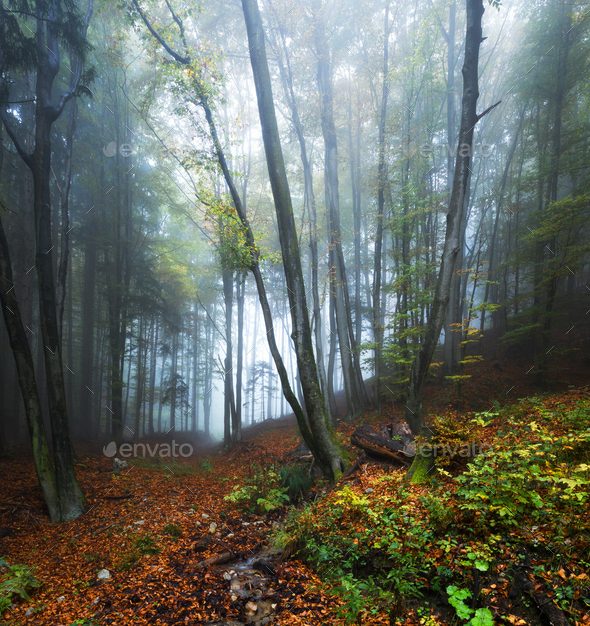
242,0,347,478
134,0,346,478
204,311,212,436
56,100,77,344
157,350,167,433
480,108,525,330
405,0,487,481
373,1,391,412
222,267,234,447
0,0,92,519
170,331,178,432
235,273,245,442
442,1,459,376
327,275,338,417
347,90,362,349
148,319,157,436
192,311,198,432
272,23,331,420
66,254,74,426
312,0,367,418
0,156,61,522
537,0,571,388
133,312,144,439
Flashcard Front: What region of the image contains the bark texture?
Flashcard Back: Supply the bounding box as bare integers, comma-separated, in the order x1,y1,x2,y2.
242,0,347,479
405,0,486,445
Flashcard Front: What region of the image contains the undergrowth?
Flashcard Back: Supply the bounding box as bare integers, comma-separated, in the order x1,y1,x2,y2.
224,462,314,514
0,557,41,614
275,391,590,624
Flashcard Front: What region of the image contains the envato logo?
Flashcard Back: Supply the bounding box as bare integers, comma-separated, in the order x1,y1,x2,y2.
399,142,495,159
417,441,491,458
103,440,194,458
102,142,175,160
103,142,135,158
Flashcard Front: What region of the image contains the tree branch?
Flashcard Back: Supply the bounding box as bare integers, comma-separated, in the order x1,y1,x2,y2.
196,293,226,342
476,100,501,122
164,0,188,51
0,111,34,169
131,0,191,65
54,0,93,117
427,0,449,44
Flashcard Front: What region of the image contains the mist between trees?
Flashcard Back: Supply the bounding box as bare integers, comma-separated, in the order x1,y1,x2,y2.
1,0,589,519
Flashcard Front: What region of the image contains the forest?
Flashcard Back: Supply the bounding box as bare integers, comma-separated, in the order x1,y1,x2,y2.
0,0,589,624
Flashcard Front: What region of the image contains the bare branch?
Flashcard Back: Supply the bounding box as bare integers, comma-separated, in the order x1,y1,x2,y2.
476,99,502,122
164,0,188,51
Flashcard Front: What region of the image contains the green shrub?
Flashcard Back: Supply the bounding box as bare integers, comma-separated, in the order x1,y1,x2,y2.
280,480,430,623
200,458,213,473
455,420,590,530
446,585,494,625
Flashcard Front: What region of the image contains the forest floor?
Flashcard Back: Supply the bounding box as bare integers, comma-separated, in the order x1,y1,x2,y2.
1,328,590,625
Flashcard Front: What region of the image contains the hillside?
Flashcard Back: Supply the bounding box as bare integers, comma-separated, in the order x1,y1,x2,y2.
1,341,589,625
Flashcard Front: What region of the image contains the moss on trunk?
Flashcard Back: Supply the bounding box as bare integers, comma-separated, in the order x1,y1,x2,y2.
405,448,435,484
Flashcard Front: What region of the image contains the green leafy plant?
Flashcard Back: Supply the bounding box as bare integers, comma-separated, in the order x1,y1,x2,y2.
279,480,429,623
458,543,491,572
224,464,290,513
200,458,213,473
279,464,313,501
446,585,473,620
118,551,139,571
470,608,495,626
455,424,590,529
257,487,289,512
446,585,494,625
0,558,41,613
134,532,161,555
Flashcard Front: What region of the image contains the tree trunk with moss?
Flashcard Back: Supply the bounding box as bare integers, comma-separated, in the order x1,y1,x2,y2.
1,0,91,520
405,0,487,482
0,211,61,522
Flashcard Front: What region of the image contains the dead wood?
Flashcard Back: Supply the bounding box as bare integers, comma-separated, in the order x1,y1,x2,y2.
514,570,571,626
103,494,135,500
195,550,235,569
325,453,368,496
351,424,415,465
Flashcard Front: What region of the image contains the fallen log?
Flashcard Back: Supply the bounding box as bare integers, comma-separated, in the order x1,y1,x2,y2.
351,425,415,465
195,550,235,569
513,570,571,626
